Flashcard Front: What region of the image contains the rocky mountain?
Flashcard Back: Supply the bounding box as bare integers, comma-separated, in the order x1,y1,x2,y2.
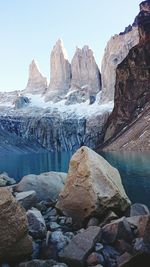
0,39,107,152
100,27,139,103
45,39,71,102
24,59,47,94
102,0,150,150
0,1,148,152
67,46,101,104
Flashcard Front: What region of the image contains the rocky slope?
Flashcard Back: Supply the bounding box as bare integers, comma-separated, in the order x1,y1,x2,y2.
102,0,150,149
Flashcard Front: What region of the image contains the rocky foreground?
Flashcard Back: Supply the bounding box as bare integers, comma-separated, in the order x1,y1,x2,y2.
1,146,150,267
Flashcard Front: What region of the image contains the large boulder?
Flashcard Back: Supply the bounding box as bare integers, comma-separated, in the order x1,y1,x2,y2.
0,188,32,262
15,172,67,202
56,146,130,226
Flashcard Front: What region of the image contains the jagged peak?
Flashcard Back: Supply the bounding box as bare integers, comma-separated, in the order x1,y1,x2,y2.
52,38,68,60
29,59,41,74
140,1,150,12
74,45,93,56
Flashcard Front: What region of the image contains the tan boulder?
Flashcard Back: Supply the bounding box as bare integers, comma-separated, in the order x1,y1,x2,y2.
56,146,130,226
0,188,32,262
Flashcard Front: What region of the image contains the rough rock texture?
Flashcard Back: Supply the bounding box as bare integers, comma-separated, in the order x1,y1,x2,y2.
0,108,110,152
14,95,30,109
103,2,150,148
27,208,46,239
15,190,37,210
0,188,32,262
65,86,90,105
56,146,130,226
24,60,47,94
0,172,16,186
15,172,67,202
101,105,150,150
130,203,150,217
70,46,101,95
19,260,68,267
60,226,101,267
100,26,139,103
45,39,71,101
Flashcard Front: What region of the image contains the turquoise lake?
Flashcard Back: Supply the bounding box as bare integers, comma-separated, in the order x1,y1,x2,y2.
0,150,150,208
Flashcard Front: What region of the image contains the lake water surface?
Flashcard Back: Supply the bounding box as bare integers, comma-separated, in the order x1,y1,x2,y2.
0,149,150,208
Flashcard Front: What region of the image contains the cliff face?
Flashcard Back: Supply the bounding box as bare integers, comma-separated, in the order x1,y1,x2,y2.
100,27,139,103
103,1,150,147
71,46,101,94
65,46,101,105
45,39,71,102
0,109,110,152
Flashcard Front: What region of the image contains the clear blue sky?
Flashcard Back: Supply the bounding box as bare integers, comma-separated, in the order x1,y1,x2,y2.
0,0,141,91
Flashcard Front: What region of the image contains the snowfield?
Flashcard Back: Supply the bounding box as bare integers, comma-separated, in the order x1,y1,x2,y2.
0,91,114,119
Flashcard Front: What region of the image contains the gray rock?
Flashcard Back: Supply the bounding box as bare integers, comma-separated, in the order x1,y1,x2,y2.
0,172,16,186
102,217,134,244
117,217,135,243
86,217,99,228
99,211,118,227
15,172,67,202
15,190,37,210
60,226,101,267
133,237,149,253
95,243,104,252
18,260,68,267
127,215,149,238
51,230,70,252
14,95,30,109
32,240,41,259
65,86,90,105
53,264,68,267
49,222,61,231
130,203,150,216
117,252,133,267
27,208,46,239
102,217,125,244
64,232,74,240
